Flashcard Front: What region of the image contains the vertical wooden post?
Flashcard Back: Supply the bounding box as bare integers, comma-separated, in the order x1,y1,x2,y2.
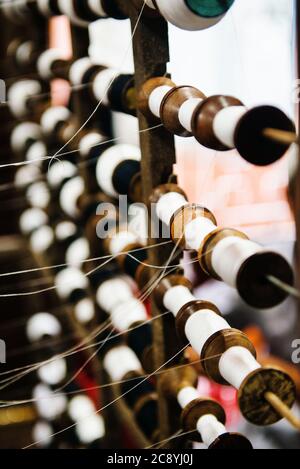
127,5,181,443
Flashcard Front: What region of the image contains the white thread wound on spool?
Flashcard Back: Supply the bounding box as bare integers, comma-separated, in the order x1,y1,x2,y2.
37,49,64,80
156,192,188,227
68,395,95,421
108,229,140,255
96,144,141,198
96,277,133,312
9,0,28,20
103,345,141,381
33,421,53,448
163,286,195,317
144,0,155,8
211,236,264,288
111,298,148,332
47,161,77,188
79,131,105,156
55,221,77,240
92,68,119,106
55,267,88,300
15,165,41,189
213,106,246,148
2,0,18,21
37,0,54,17
219,346,261,389
148,85,173,118
41,106,71,135
11,122,41,153
33,384,67,421
87,0,107,17
155,0,226,31
27,181,50,209
59,176,84,218
26,141,47,163
177,386,199,409
184,217,217,251
74,298,95,324
66,237,90,268
16,0,31,15
77,415,105,444
8,80,42,117
16,41,34,67
57,0,89,27
197,415,227,448
19,208,48,235
69,57,94,86
185,310,230,355
178,98,203,133
30,225,54,253
26,312,62,343
38,357,67,385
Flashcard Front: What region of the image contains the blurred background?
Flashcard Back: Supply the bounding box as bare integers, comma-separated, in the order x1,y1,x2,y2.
0,0,299,450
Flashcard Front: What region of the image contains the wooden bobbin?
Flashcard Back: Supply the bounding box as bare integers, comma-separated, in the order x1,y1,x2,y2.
160,86,206,137
108,74,137,115
55,120,78,146
154,274,193,310
181,398,226,443
176,300,222,346
112,159,141,199
140,345,155,375
133,392,158,416
128,171,143,203
7,38,24,62
11,39,40,71
101,0,128,19
198,227,248,279
27,94,50,121
160,366,198,399
125,320,153,372
115,242,145,273
238,367,296,426
236,251,294,309
135,263,151,291
124,84,138,114
192,95,244,150
81,194,117,255
131,0,160,17
208,433,253,450
149,183,187,209
170,204,217,250
234,105,296,166
133,392,159,441
101,224,129,257
138,77,176,119
51,58,72,80
201,329,257,385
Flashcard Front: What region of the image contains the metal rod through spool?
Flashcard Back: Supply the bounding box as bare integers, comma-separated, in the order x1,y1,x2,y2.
266,275,300,299
265,392,300,431
263,128,299,145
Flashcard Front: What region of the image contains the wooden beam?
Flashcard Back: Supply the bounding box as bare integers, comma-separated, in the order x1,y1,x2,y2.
127,4,182,445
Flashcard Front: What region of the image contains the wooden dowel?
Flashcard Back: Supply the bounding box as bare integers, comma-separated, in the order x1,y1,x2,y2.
266,275,300,299
263,128,298,145
265,392,300,431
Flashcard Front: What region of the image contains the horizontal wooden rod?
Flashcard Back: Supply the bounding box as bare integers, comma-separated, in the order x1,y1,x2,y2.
263,128,298,145
265,392,300,431
266,275,300,299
